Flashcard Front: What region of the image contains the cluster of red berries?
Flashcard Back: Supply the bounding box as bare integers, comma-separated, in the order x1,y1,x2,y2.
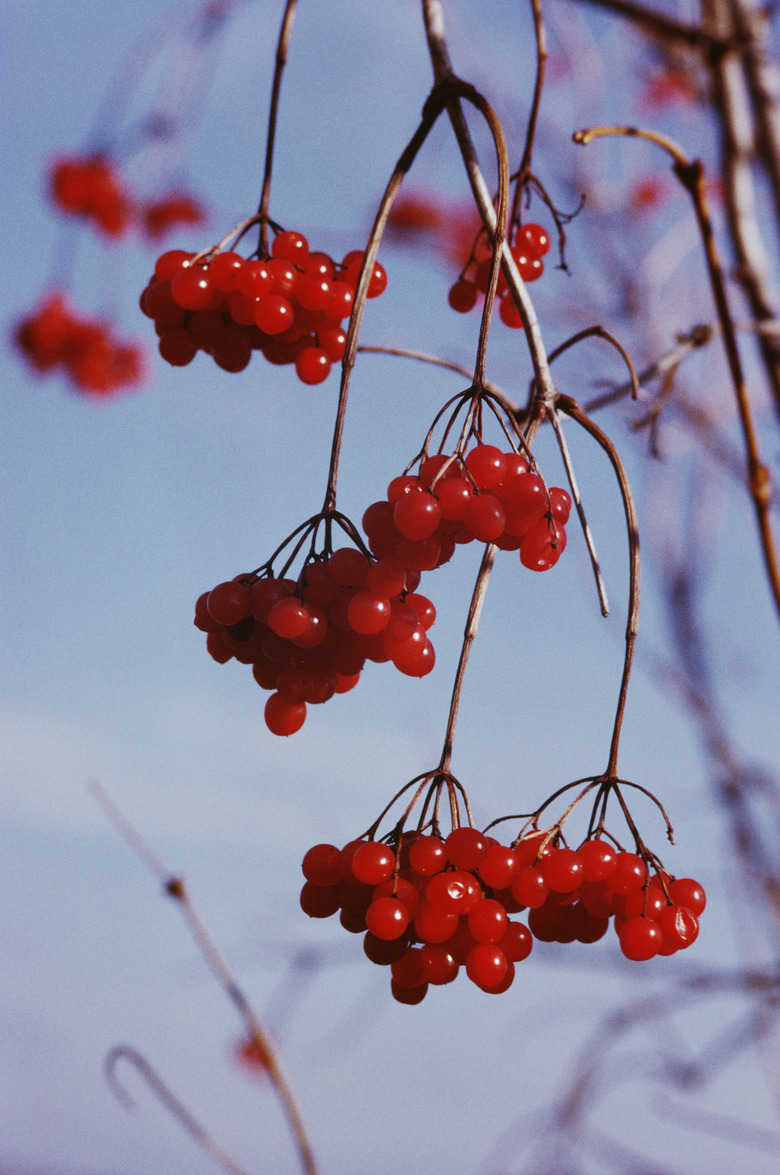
14,292,145,395
141,230,387,382
300,827,705,1003
195,546,436,736
362,446,571,573
448,222,551,329
49,154,205,240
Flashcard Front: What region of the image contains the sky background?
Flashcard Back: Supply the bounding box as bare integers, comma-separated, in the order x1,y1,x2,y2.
3,1,780,1173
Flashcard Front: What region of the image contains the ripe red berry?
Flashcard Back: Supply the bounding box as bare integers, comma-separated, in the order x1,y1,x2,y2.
365,896,410,940
351,841,396,885
264,692,306,736
448,279,478,313
619,916,663,961
295,346,332,385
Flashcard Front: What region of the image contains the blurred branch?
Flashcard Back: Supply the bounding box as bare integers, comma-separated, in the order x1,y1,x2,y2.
105,1045,254,1175
90,783,318,1175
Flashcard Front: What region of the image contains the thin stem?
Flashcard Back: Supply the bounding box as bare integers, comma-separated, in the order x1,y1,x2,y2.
323,93,445,512
257,0,298,255
90,784,317,1175
557,400,641,778
438,544,496,774
516,0,548,183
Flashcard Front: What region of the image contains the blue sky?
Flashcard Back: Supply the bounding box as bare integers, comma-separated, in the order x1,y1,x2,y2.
3,2,780,1173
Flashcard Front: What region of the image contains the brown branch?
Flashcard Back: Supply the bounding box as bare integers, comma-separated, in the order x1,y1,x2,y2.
89,784,317,1175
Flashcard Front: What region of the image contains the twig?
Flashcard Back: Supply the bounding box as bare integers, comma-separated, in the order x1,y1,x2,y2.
89,782,317,1175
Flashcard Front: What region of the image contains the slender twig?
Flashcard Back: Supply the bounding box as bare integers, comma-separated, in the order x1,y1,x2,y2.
516,0,548,185
323,92,445,513
105,1046,254,1175
574,123,780,625
89,783,317,1175
257,0,298,255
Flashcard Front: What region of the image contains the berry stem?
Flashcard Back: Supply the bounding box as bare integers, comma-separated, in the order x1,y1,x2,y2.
438,543,497,776
257,0,298,256
558,398,640,779
322,93,445,513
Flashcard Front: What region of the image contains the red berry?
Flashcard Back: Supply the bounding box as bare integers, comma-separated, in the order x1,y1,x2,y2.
365,896,410,940
541,847,584,893
465,943,508,990
264,693,306,736
206,580,251,625
295,346,332,385
619,917,663,961
272,230,309,262
351,841,396,885
465,445,507,489
444,826,488,870
668,877,706,915
302,843,342,885
448,279,478,313
516,222,551,259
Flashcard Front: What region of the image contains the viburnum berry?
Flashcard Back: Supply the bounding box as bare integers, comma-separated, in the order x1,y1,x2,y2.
351,841,396,885
619,916,663,961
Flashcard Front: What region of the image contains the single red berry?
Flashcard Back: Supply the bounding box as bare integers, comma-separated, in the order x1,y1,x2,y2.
478,845,519,890
541,847,584,893
519,521,567,571
272,230,309,262
264,693,306,736
295,346,332,385
351,841,396,885
413,902,459,944
668,877,706,915
365,896,410,940
516,222,551,259
465,445,507,489
468,898,508,944
408,835,447,876
444,826,489,870
578,839,617,882
302,843,342,885
299,881,340,918
466,943,508,990
206,580,251,625
499,920,533,962
619,917,663,961
448,279,478,313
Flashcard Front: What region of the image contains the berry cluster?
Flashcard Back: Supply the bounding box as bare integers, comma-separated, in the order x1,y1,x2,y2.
14,292,145,395
300,827,705,1003
49,155,131,237
362,446,571,572
448,221,551,329
141,230,387,382
195,546,436,736
49,155,205,241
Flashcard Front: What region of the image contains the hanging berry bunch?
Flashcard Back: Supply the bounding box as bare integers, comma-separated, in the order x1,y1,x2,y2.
14,292,145,396
141,227,386,382
362,380,573,574
194,510,436,736
299,768,706,1005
